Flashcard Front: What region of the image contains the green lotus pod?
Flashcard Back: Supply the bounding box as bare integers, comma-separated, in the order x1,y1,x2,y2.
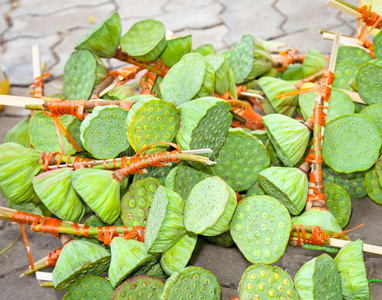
184,176,236,236
121,19,166,62
205,54,230,96
145,185,186,253
126,94,158,103
159,35,192,67
281,64,303,81
175,97,232,157
360,104,382,136
323,164,366,199
152,76,163,99
161,266,221,300
75,12,121,58
210,128,270,192
238,264,298,299
266,140,285,167
302,49,327,78
5,196,52,217
133,164,176,185
0,142,42,204
247,180,266,197
374,29,382,59
161,53,215,105
258,166,308,215
230,195,291,264
230,34,272,84
324,182,352,229
146,262,168,279
160,232,198,276
337,46,373,66
299,87,355,122
332,62,358,91
165,164,211,200
71,168,120,224
323,114,381,173
63,50,108,100
203,231,235,248
112,275,165,300
63,276,114,300
109,238,159,288
127,98,179,153
245,129,268,145
4,118,31,148
104,83,139,100
334,239,370,299
32,169,85,222
29,112,83,155
194,44,216,56
227,66,238,99
80,105,130,159
53,240,111,291
121,177,160,230
365,165,382,204
294,254,342,300
257,77,298,117
262,114,310,167
356,59,382,105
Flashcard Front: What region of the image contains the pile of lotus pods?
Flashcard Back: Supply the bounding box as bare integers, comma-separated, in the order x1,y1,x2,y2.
1,0,382,298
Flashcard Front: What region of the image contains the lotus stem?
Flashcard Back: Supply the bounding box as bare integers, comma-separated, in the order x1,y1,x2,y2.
0,232,21,256
40,282,54,287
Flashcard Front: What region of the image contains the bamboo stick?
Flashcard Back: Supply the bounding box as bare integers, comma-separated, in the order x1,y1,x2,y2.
329,238,382,255
326,0,362,18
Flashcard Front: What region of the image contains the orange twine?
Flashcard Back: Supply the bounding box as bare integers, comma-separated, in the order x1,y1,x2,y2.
276,49,305,72
140,71,157,95
29,72,51,98
107,65,142,86
290,225,329,246
46,247,62,266
228,99,264,130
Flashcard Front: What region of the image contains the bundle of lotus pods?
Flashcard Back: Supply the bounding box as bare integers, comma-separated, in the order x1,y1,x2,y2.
2,3,382,299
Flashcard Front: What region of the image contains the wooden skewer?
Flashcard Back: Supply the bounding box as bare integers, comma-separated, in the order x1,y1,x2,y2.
240,91,264,100
340,89,367,104
321,31,365,47
31,44,43,98
326,0,362,18
329,238,382,255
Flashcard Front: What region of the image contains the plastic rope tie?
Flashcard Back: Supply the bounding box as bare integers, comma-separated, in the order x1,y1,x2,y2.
29,72,51,98
290,225,329,247
47,98,85,121
107,65,142,86
227,99,264,130
46,247,62,267
140,71,157,95
294,69,325,89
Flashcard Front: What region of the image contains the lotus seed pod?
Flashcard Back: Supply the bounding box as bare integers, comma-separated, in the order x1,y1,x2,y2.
257,77,298,117
165,164,211,200
184,176,236,236
63,50,108,100
375,29,382,59
227,66,238,99
302,49,327,78
80,105,129,159
112,275,165,300
127,98,179,153
0,142,42,204
159,35,192,67
262,114,310,167
73,214,106,245
5,196,52,217
104,83,139,100
266,140,285,167
356,59,382,105
258,166,308,215
294,254,342,300
145,185,186,253
229,34,272,84
145,262,168,279
71,168,121,224
121,177,161,230
160,232,198,276
360,104,382,136
365,165,382,204
230,196,291,264
29,112,83,155
152,76,163,99
63,276,114,300
161,266,221,300
337,46,373,66
109,238,160,288
299,87,355,122
334,239,370,299
175,97,232,157
161,53,215,105
281,64,303,81
247,180,266,197
205,53,230,96
246,129,268,146
332,62,358,91
203,232,235,248
194,44,216,56
322,114,381,173
322,164,366,199
33,168,85,222
121,19,166,62
133,164,176,185
238,264,298,299
75,12,121,58
210,128,270,192
4,117,31,148
324,183,352,229
53,240,111,291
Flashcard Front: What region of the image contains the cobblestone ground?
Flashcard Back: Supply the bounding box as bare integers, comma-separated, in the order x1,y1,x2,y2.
1,0,382,299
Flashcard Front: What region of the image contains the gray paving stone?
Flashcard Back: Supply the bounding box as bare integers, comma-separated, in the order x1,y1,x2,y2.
0,2,11,35
3,3,116,40
3,34,60,85
222,0,285,46
164,0,216,11
221,287,237,299
115,0,166,18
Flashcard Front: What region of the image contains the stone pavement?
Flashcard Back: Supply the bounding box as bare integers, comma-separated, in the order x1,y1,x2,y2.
1,0,382,299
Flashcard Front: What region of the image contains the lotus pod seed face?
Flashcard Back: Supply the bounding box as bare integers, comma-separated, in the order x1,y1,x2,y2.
62,276,114,299
374,30,382,59
324,183,352,229
184,176,237,236
121,19,166,62
365,165,382,204
33,168,86,222
53,240,111,291
230,196,292,264
161,266,221,300
360,104,382,136
247,180,266,197
80,105,130,159
356,59,382,105
121,177,161,231
29,112,83,155
238,264,298,299
337,46,373,66
332,62,358,91
111,275,165,299
322,114,381,173
210,128,270,192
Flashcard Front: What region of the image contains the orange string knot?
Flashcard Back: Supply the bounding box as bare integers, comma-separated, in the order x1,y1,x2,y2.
46,247,62,266
29,72,51,98
276,49,299,72
290,225,329,246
